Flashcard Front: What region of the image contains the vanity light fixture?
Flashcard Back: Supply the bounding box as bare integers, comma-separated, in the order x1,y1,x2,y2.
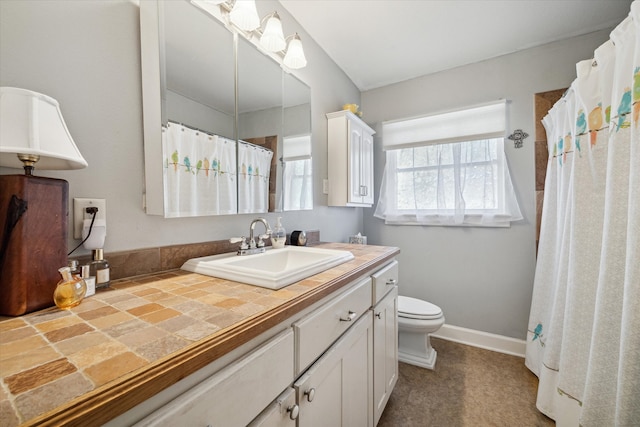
229,0,260,31
283,33,307,69
191,0,307,69
260,12,286,53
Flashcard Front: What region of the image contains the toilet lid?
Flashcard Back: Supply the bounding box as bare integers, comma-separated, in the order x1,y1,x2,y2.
398,296,442,320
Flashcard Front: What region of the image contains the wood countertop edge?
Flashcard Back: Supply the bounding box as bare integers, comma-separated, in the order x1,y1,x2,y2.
25,246,400,427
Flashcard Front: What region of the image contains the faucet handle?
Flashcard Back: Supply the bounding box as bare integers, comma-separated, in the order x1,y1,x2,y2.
230,237,249,250
256,233,270,248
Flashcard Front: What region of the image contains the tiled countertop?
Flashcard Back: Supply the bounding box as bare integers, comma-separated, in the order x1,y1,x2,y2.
0,243,399,426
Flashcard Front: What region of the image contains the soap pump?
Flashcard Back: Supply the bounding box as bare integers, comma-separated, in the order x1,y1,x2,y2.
271,217,286,249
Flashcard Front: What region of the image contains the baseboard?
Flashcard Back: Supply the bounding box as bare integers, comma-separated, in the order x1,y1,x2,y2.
431,324,526,358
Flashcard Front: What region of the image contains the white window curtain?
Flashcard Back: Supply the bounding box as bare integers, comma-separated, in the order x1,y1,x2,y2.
525,2,640,424
163,122,237,217
374,100,523,227
237,141,274,214
282,134,312,211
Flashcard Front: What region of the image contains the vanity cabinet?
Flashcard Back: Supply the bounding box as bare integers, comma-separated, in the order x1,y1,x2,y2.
121,259,398,427
327,110,376,207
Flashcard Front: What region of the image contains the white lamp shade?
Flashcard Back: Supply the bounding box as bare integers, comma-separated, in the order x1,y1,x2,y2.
230,0,260,31
260,13,286,52
284,34,307,69
0,87,88,170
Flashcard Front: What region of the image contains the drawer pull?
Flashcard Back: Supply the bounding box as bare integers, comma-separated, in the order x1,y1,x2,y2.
304,388,316,402
287,404,300,420
339,310,357,322
375,312,382,319
386,278,397,286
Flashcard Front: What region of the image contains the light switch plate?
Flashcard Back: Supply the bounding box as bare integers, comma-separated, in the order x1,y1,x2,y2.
323,179,329,194
73,198,106,239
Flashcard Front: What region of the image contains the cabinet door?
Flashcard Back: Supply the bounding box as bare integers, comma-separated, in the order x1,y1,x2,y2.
348,119,365,204
295,312,373,427
361,128,374,205
373,287,398,425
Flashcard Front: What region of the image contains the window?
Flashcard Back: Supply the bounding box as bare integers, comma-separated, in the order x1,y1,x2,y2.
374,101,522,227
282,134,312,210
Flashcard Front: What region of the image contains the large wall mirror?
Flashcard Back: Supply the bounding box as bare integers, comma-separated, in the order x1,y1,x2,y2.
140,0,312,217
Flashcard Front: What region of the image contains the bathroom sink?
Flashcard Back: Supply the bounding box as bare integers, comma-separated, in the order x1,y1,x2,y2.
181,246,355,289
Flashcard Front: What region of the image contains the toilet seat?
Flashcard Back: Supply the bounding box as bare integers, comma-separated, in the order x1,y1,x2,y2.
398,296,442,320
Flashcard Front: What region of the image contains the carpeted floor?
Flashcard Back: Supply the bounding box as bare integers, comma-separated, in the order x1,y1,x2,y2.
378,337,555,427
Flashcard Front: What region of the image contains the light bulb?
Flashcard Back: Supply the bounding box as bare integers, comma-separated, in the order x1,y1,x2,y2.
284,33,307,69
229,0,260,31
260,12,286,52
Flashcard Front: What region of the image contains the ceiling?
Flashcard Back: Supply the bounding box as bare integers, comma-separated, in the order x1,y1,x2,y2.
279,0,633,91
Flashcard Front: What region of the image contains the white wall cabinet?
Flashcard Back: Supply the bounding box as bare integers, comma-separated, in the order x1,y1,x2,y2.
327,110,376,207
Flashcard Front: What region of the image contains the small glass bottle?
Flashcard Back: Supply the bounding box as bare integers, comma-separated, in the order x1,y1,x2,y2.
271,217,286,249
53,266,87,310
89,248,111,289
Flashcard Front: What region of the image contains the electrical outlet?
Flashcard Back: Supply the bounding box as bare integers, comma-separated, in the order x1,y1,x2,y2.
73,198,106,239
323,179,329,194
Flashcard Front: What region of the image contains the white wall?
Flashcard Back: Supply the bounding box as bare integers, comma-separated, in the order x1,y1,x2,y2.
0,0,363,255
361,30,612,339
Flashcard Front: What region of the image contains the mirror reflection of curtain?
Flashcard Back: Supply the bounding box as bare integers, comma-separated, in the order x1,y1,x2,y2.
163,122,237,217
282,134,312,210
238,141,274,213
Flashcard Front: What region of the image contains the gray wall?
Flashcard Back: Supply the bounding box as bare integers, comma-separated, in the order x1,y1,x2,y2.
0,0,362,254
1,0,613,341
361,30,612,339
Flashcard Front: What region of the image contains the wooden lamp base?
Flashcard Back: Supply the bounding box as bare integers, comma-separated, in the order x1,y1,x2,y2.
0,175,68,316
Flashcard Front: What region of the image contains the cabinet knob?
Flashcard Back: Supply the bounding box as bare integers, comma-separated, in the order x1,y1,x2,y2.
375,312,382,319
386,278,397,286
287,404,300,420
304,388,316,402
339,310,357,322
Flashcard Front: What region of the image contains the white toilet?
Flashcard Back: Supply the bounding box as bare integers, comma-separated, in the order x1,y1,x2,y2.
398,296,445,370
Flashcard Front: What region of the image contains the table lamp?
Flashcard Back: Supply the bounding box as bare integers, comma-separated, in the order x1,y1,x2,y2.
0,87,87,315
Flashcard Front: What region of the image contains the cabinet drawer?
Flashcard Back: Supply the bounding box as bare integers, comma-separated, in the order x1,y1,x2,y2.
294,277,372,373
371,260,398,305
135,329,294,427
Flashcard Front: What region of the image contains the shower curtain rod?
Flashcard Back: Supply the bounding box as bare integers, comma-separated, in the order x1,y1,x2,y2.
165,121,273,154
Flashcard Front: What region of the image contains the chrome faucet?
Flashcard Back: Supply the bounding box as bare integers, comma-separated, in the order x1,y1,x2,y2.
230,217,272,256
249,217,272,249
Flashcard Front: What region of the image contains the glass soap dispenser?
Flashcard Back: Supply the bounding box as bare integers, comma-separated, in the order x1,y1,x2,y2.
53,266,87,310
271,217,286,249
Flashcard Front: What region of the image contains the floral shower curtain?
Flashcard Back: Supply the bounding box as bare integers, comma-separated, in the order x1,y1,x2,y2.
525,2,640,425
163,122,237,217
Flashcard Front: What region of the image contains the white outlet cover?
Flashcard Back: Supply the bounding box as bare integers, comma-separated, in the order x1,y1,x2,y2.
73,198,106,239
